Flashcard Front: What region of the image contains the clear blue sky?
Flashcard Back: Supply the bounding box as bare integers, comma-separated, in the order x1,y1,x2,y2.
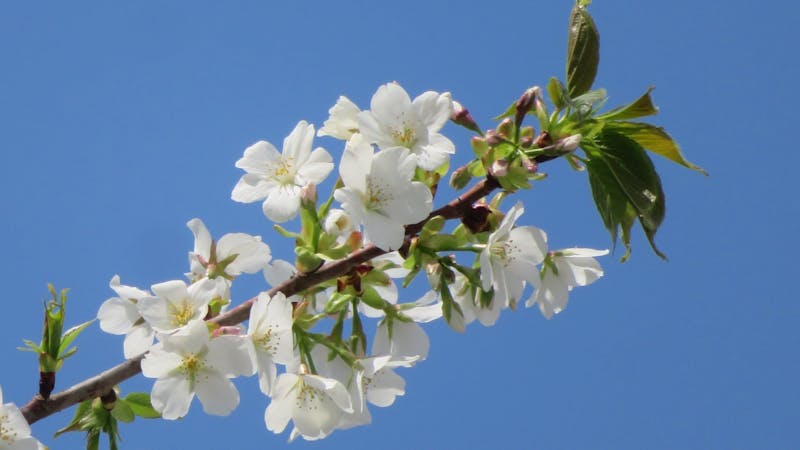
1,1,797,449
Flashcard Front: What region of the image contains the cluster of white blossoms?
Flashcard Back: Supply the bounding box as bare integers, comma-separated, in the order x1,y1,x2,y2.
92,82,609,442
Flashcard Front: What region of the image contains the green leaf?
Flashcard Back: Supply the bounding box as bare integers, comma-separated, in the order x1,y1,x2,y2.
566,2,600,97
586,158,636,260
606,121,707,174
58,319,94,358
585,130,667,259
110,399,135,423
54,399,93,437
123,393,161,419
570,88,607,118
547,77,568,110
596,86,658,120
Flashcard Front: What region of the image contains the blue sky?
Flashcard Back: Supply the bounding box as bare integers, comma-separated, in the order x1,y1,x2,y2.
1,1,797,449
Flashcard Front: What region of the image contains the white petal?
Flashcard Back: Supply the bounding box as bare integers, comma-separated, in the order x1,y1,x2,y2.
262,184,302,223
282,121,314,164
296,148,334,185
365,367,405,407
318,96,360,139
97,298,139,334
217,233,271,275
231,174,272,203
339,133,372,193
150,280,189,303
265,374,300,433
236,140,281,174
412,91,453,132
186,218,212,261
195,373,239,416
207,335,253,377
369,83,412,127
141,346,181,378
363,212,405,251
123,324,155,358
263,260,296,287
151,375,194,420
108,275,149,300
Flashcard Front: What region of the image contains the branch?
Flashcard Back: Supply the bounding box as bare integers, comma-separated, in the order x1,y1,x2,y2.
21,174,501,424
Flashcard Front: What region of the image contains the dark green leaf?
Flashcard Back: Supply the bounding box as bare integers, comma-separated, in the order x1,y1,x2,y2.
585,131,667,259
566,2,600,97
596,86,658,120
606,121,707,174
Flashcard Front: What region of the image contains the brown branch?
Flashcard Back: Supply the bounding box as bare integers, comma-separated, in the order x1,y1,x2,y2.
21,175,501,425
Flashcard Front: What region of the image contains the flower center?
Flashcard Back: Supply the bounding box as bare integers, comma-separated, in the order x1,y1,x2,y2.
169,299,196,328
267,157,296,184
490,241,519,267
391,124,417,148
254,325,280,356
365,176,393,211
296,381,324,411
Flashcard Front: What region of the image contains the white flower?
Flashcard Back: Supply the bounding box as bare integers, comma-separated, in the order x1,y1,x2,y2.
265,372,353,442
138,279,216,333
317,96,360,140
0,385,43,450
97,275,156,358
232,121,334,223
479,202,548,309
526,248,609,318
186,218,271,298
334,134,432,251
358,82,455,170
372,291,442,364
141,320,252,420
450,272,506,328
246,292,294,395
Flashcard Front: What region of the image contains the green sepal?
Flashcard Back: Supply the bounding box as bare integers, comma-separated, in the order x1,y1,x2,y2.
273,224,301,239
359,286,389,310
295,246,323,273
606,121,707,174
439,279,466,333
123,392,161,419
420,215,445,240
596,86,658,121
324,292,355,315
566,1,600,97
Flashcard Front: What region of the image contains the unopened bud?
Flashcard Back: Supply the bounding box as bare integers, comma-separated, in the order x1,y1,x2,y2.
461,203,492,233
489,159,509,177
554,134,582,152
484,130,503,147
534,130,552,148
300,183,317,207
449,165,472,189
323,209,354,237
514,86,540,126
497,118,513,138
521,156,538,174
471,136,490,157
520,136,534,148
451,101,481,133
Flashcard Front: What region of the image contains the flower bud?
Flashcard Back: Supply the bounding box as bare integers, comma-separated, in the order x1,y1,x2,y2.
471,136,490,157
451,101,481,133
489,159,509,177
449,165,472,189
323,208,354,237
300,183,317,208
484,130,502,147
497,118,513,138
521,155,538,174
554,134,582,152
514,86,540,126
534,130,552,148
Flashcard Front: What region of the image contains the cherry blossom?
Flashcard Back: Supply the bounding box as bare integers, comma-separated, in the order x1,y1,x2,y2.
141,320,252,420
527,248,609,319
334,133,432,251
232,121,334,223
358,82,454,170
0,385,43,450
245,292,294,395
317,96,360,140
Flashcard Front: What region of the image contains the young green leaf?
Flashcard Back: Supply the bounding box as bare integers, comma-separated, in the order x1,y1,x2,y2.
596,86,658,121
123,393,161,419
566,1,600,97
606,121,708,174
